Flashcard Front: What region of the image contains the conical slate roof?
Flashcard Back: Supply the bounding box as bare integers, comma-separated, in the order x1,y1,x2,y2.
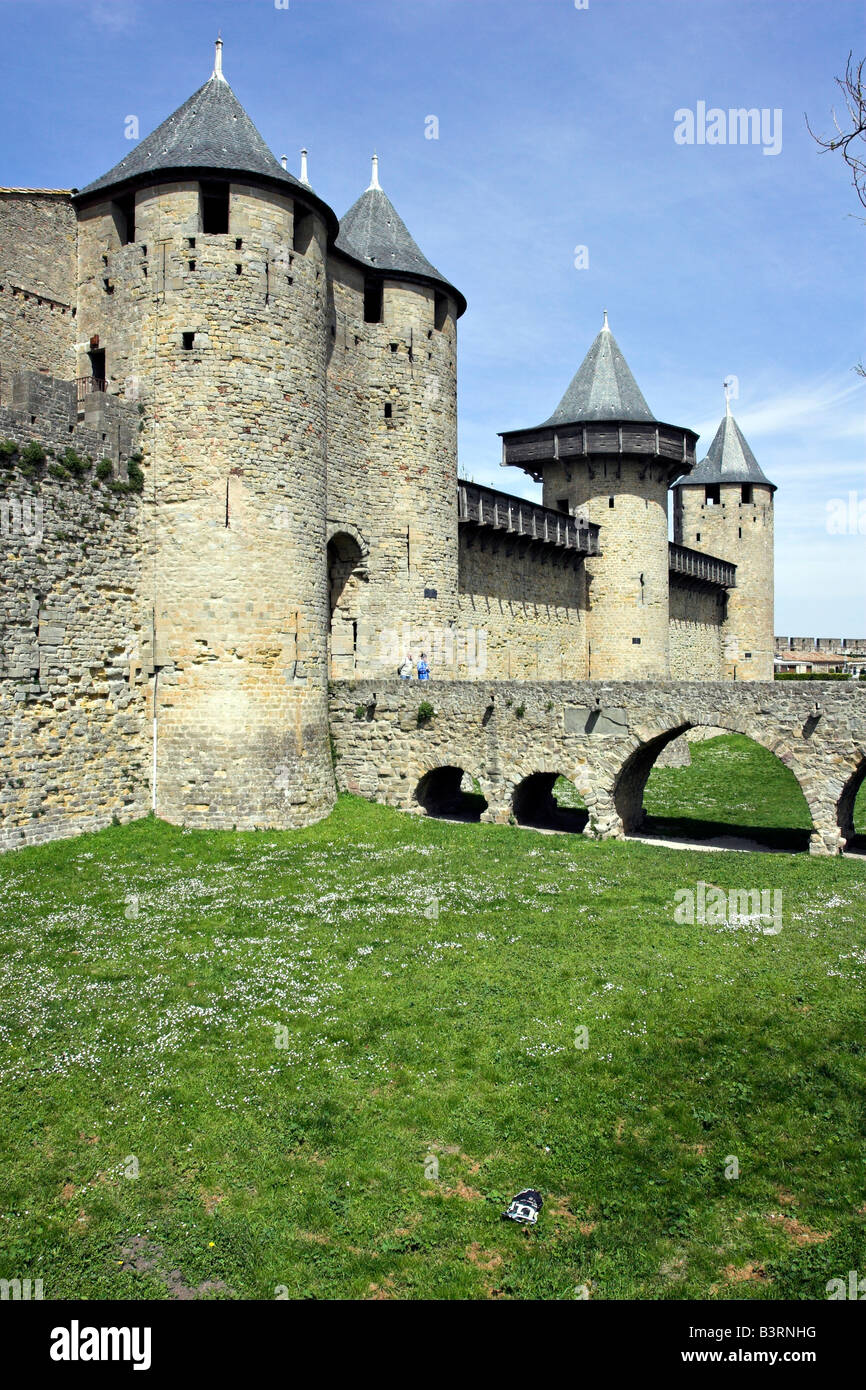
673,408,776,491
76,48,322,213
335,158,465,314
538,314,656,426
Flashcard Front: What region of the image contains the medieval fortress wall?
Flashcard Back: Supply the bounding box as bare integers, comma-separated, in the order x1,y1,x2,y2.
0,372,146,851
0,191,77,383
1,50,852,856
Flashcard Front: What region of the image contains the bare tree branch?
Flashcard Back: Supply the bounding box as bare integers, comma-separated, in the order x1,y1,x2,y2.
805,51,866,214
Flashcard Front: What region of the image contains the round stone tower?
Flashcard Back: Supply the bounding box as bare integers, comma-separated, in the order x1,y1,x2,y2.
326,156,465,678
72,40,339,827
500,314,698,679
672,398,776,680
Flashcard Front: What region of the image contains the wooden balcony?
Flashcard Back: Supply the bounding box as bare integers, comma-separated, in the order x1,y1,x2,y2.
458,480,601,559
669,542,736,589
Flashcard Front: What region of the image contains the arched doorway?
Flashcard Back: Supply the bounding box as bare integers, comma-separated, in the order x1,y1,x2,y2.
327,531,366,678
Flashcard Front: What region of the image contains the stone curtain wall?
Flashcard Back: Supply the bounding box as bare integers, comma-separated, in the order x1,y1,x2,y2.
668,577,724,679
0,382,147,851
330,678,866,855
0,192,77,381
457,532,589,679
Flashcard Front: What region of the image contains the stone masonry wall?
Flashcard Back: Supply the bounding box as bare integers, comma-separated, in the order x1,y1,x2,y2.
675,483,774,680
457,530,588,679
75,181,336,830
668,576,724,679
326,255,460,678
0,385,146,851
541,458,673,679
0,192,77,382
330,678,866,855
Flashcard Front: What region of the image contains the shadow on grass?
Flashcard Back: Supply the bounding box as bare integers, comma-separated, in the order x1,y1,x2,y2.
638,814,811,853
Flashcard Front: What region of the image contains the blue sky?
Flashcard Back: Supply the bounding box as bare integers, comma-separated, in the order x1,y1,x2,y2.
1,0,863,634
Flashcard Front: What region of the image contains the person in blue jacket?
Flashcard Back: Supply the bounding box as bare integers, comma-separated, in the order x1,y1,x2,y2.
417,652,430,681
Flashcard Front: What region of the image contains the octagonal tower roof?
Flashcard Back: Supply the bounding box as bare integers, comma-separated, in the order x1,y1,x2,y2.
537,311,656,427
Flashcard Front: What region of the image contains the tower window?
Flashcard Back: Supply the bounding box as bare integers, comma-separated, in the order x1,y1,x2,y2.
292,207,315,254
705,484,720,505
364,278,383,324
632,637,641,645
182,332,195,351
434,292,448,331
744,652,752,659
608,496,615,508
741,484,753,503
738,526,742,538
88,347,105,383
556,497,569,514
384,402,393,420
114,193,135,245
695,532,701,542
200,180,230,234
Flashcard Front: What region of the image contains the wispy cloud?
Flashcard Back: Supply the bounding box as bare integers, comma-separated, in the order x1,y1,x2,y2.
89,1,139,37
695,373,866,444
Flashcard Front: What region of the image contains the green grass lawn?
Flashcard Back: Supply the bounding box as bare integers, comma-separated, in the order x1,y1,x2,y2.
0,737,864,1300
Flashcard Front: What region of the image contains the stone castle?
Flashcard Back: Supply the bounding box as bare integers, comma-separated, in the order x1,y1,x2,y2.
0,43,797,850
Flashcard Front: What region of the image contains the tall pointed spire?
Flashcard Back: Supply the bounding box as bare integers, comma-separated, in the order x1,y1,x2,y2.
76,52,328,205
538,315,655,426
213,32,224,81
334,155,465,315
673,409,776,492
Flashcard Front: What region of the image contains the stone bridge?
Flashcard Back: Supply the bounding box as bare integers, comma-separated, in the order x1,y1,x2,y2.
329,680,866,855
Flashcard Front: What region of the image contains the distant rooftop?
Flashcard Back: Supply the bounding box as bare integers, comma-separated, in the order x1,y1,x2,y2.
0,188,73,196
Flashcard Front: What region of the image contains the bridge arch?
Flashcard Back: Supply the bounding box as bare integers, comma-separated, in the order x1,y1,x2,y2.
513,772,588,833
612,721,815,850
837,757,866,851
414,765,489,822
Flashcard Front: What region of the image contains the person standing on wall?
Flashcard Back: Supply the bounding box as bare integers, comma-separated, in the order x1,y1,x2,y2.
417,653,430,681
